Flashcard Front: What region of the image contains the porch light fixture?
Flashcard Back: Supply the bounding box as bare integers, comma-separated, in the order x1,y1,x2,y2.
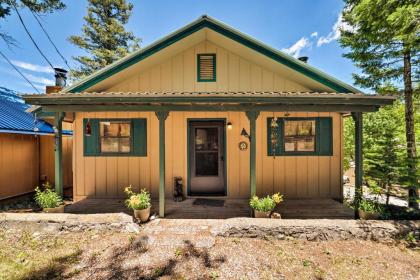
241,128,250,139
227,122,232,130
85,120,92,136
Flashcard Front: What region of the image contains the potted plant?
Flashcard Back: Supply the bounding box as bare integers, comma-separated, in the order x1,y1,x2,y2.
34,183,64,213
124,186,151,222
250,193,283,218
358,199,381,220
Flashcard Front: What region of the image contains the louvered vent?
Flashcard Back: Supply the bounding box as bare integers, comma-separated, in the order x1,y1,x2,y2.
197,54,216,82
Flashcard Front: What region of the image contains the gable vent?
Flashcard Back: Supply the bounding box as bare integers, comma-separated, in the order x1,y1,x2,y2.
197,54,216,82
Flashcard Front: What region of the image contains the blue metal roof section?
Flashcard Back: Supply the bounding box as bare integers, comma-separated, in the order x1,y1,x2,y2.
0,87,71,135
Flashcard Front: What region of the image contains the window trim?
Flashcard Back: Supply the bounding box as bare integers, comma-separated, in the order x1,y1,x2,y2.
197,53,216,82
267,117,333,156
99,120,133,155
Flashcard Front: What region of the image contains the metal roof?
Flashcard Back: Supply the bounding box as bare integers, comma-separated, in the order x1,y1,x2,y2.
0,92,70,135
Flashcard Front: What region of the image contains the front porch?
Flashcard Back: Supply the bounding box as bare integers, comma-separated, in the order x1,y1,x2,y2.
65,198,354,219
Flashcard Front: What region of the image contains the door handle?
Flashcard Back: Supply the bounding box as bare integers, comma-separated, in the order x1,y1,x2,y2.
220,155,224,161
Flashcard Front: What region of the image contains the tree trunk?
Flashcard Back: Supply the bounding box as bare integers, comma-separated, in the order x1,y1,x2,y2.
403,50,418,208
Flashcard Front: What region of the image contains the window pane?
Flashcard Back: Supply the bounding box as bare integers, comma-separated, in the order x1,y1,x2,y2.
120,138,131,153
284,120,316,152
100,121,131,137
101,138,119,153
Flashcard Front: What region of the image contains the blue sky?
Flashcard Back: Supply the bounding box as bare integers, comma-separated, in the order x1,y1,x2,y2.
0,0,361,93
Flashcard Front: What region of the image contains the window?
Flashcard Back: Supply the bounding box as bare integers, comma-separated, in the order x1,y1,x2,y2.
284,120,316,152
84,118,147,157
267,117,333,156
99,121,131,153
197,54,216,82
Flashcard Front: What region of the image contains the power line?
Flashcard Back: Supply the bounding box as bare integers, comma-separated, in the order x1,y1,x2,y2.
0,50,41,94
12,4,55,72
29,9,72,71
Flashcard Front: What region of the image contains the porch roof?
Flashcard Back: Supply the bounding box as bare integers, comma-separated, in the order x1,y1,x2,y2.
22,91,396,113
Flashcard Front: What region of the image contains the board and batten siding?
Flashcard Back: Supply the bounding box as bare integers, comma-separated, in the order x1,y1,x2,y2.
72,111,342,201
107,40,311,93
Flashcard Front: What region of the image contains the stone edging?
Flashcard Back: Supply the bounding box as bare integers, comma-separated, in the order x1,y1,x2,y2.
0,212,141,233
212,218,420,242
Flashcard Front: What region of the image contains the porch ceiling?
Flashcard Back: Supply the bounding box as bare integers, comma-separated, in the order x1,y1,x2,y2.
22,91,396,113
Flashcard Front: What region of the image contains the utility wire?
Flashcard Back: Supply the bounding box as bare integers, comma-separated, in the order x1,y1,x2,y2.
29,9,72,71
12,4,55,72
0,50,41,94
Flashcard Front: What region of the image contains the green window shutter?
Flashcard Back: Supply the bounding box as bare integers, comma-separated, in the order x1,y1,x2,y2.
317,117,333,156
83,118,99,156
132,118,147,156
267,118,283,156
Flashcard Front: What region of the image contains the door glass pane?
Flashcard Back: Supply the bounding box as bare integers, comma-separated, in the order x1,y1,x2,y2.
195,127,218,176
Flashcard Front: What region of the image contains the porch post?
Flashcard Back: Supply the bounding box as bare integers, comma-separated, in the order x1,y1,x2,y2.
54,112,64,198
155,111,169,218
246,111,260,197
352,112,363,217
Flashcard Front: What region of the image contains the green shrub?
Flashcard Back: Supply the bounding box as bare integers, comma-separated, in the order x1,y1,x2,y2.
34,183,62,208
359,199,383,213
249,193,283,212
124,186,151,210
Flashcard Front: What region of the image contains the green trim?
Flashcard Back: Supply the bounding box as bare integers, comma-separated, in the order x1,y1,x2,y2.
187,118,227,197
246,111,260,198
155,111,169,217
40,104,383,113
54,112,64,198
83,118,147,157
65,15,360,93
267,117,333,156
352,112,363,217
197,53,216,82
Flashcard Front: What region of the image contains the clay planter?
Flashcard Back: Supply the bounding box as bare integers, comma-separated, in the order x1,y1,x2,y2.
254,210,271,218
43,205,65,213
134,207,151,222
358,209,380,220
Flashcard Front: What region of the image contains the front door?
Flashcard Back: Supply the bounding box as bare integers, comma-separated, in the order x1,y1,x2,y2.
189,120,225,196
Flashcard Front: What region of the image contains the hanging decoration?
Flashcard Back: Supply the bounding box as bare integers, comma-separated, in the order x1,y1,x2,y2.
85,119,92,136
270,115,278,157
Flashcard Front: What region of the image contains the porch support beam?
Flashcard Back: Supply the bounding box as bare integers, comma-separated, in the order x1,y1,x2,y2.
246,111,260,198
155,111,169,218
54,112,65,198
352,112,363,218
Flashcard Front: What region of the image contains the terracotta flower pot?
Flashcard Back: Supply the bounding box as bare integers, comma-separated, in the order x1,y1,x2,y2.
43,205,65,213
134,207,151,222
358,209,380,220
254,210,271,218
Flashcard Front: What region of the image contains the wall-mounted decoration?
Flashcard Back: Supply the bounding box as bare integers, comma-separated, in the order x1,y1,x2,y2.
239,141,248,151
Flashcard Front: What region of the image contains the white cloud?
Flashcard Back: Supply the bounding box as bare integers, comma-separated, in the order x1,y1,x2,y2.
11,60,54,74
310,32,318,38
281,37,311,58
25,73,54,85
317,13,355,47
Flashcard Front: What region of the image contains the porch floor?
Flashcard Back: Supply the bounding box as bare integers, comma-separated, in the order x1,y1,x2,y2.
65,198,354,219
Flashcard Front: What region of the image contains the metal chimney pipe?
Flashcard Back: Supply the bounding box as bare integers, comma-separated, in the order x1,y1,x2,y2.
298,56,309,63
54,67,68,87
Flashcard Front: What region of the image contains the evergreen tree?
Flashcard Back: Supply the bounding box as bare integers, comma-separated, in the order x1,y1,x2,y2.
340,0,419,207
0,0,65,46
68,0,140,80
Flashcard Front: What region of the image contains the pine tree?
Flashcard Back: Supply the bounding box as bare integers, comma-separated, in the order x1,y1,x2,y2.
340,0,419,207
69,0,140,80
0,0,65,46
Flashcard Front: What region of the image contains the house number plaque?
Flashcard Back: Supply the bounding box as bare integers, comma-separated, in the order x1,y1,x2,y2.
239,141,248,151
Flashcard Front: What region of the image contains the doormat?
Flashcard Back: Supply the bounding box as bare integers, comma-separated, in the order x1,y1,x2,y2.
192,198,225,207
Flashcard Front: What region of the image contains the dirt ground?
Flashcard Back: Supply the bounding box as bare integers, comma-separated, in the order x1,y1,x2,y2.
0,225,419,280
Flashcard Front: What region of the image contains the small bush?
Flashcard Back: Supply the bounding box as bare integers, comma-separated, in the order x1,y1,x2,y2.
124,186,151,210
249,193,283,212
359,199,383,213
34,183,62,209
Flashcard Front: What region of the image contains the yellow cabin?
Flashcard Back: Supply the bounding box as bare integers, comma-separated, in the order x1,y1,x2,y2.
23,15,394,217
